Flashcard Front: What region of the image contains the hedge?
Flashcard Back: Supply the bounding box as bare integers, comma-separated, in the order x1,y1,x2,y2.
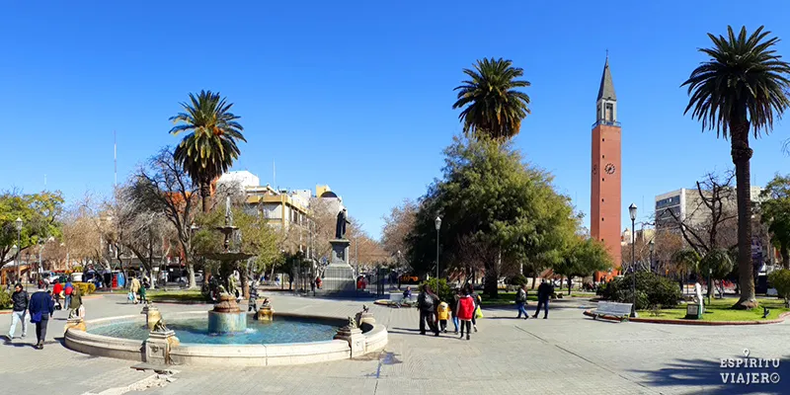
74,282,96,295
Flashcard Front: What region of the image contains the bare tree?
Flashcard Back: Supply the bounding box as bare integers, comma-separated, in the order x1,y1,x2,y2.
663,171,738,255
381,199,418,257
129,148,200,288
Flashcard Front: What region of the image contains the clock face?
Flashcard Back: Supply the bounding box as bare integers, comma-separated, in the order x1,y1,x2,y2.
605,163,616,174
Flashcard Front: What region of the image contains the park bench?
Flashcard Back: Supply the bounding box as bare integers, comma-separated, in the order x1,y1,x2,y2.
590,301,633,322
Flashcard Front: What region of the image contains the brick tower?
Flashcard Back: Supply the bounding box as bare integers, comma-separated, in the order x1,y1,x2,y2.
590,56,622,279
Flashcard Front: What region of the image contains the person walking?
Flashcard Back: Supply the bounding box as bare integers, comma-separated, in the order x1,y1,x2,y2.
533,279,552,319
68,285,83,319
248,282,259,313
450,288,460,334
417,284,440,336
64,278,74,310
129,276,141,304
456,288,475,340
7,284,29,340
515,284,529,319
28,283,55,349
468,285,481,332
437,300,450,333
52,280,63,308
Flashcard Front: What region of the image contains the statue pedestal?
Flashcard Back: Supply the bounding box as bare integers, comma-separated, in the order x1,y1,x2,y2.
142,305,161,331
334,326,365,358
144,330,179,365
64,317,86,334
320,239,356,295
257,306,274,321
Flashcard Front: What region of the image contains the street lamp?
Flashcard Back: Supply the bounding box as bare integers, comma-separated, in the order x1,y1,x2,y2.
15,217,23,283
434,216,442,280
649,239,655,273
628,204,637,317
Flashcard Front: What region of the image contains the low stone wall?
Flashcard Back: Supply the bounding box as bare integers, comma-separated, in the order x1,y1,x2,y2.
64,315,145,361
64,310,388,366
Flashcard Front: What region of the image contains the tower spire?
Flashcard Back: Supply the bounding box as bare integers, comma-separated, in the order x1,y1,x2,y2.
597,55,616,101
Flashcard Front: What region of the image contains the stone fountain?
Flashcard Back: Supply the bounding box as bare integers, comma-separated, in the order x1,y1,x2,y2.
203,197,255,334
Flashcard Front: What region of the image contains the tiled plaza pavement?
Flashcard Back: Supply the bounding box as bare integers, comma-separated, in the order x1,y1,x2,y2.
1,291,789,395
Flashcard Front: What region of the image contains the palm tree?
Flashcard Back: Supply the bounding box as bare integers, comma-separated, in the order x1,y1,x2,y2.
672,249,700,295
169,90,246,213
682,26,790,309
453,58,531,140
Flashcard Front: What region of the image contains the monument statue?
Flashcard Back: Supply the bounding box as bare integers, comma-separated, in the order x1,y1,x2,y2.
335,208,351,239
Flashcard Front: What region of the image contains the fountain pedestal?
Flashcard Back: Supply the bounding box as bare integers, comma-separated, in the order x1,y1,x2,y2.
208,294,247,334
144,330,179,365
64,317,86,333
257,305,274,321
334,324,365,358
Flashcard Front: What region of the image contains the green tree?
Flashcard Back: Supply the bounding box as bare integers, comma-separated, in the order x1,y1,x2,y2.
452,58,531,140
406,137,577,298
169,90,246,213
682,26,790,309
0,191,64,265
760,174,790,268
767,269,790,307
553,238,612,295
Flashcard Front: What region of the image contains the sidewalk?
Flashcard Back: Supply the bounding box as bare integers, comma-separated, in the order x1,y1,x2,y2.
1,293,788,395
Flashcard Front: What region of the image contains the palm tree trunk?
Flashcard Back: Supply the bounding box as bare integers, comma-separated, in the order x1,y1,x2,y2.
200,181,211,213
731,123,758,309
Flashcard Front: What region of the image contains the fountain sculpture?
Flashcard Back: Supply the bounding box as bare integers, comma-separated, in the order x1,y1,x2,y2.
203,197,255,334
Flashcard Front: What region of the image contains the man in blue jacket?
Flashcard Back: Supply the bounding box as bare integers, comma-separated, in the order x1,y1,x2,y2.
28,283,55,349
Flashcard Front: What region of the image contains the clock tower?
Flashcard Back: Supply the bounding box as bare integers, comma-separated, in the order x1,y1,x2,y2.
590,55,622,278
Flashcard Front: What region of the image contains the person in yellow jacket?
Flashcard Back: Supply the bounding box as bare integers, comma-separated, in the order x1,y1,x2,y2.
437,301,450,333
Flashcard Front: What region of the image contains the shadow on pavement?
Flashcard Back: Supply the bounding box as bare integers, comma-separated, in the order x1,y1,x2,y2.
630,354,789,395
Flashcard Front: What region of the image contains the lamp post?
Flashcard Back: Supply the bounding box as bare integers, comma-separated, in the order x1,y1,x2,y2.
434,216,442,280
628,204,637,317
15,217,23,283
649,239,655,273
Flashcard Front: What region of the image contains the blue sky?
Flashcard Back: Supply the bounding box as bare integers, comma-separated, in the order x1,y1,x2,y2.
2,1,789,239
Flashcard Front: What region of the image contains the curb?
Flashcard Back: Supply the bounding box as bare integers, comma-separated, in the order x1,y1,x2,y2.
583,309,790,326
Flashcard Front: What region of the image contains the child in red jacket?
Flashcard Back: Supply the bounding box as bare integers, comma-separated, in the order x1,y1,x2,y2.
456,288,475,340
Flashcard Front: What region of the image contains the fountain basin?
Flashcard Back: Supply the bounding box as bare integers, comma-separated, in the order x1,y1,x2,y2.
64,311,388,366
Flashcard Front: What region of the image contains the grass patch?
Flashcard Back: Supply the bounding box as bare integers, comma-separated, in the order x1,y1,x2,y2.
147,290,207,303
637,298,790,322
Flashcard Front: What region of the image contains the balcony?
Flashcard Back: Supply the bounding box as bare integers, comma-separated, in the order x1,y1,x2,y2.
591,120,622,128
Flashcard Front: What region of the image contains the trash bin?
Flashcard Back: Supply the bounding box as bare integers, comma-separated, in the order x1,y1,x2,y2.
685,303,703,319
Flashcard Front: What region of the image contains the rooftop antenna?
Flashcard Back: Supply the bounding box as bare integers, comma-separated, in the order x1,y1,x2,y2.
114,130,118,187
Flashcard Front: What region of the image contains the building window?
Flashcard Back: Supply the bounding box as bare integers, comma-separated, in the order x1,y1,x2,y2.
602,138,605,142
605,103,614,122
602,217,605,221
602,178,605,181
602,155,605,159
602,198,605,202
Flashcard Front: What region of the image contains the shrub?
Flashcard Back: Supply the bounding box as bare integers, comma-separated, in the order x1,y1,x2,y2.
0,288,11,309
768,269,790,306
74,282,96,295
600,272,681,309
506,274,529,287
422,278,454,304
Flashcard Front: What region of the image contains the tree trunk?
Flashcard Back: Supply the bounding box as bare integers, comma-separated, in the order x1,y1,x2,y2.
531,273,537,290
200,182,211,214
568,277,572,295
731,124,757,309
781,244,789,269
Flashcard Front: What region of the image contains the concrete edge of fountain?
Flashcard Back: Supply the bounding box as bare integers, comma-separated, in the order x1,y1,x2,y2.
64,310,388,367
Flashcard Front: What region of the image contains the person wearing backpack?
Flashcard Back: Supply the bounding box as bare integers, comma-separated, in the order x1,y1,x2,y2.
417,284,440,336
515,284,529,320
64,278,74,310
